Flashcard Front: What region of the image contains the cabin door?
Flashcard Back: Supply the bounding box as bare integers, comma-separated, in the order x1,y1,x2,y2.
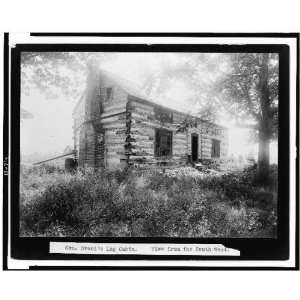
191,134,199,162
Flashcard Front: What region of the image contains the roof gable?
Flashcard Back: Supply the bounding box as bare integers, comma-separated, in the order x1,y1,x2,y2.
73,67,227,129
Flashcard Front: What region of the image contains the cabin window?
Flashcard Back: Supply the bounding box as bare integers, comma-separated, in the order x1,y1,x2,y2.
211,139,221,158
100,87,113,103
154,106,173,123
106,87,113,100
155,129,173,157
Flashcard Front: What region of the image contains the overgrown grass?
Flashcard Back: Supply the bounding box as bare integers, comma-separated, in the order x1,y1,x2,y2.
20,164,277,237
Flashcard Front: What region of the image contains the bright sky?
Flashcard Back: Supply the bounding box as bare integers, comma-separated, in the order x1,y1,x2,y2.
20,53,277,164
21,91,74,156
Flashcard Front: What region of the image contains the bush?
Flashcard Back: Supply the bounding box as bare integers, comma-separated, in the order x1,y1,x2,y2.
20,171,120,234
21,164,65,176
20,165,277,238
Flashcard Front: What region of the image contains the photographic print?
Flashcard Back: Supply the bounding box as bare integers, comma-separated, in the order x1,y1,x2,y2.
20,51,279,238
3,33,298,270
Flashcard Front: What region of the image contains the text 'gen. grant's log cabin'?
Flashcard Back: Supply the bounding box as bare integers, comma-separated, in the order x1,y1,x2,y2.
72,65,228,170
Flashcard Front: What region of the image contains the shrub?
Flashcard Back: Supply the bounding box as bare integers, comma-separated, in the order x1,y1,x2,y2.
104,167,133,184
19,165,277,238
21,164,65,176
20,171,120,234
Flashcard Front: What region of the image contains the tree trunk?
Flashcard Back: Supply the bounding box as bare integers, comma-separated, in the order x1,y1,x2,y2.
258,127,270,183
257,53,271,184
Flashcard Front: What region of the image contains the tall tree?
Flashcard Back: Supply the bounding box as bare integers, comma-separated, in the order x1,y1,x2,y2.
21,52,84,99
20,52,116,118
218,53,278,181
141,53,225,121
143,52,279,182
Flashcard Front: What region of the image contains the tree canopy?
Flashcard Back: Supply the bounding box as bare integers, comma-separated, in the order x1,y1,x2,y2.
21,52,118,100
21,51,279,180
217,53,278,138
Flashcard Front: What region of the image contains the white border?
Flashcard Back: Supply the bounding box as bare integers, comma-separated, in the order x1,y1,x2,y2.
6,33,298,269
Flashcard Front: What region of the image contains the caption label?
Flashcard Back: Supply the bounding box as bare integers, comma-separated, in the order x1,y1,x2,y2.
50,242,240,256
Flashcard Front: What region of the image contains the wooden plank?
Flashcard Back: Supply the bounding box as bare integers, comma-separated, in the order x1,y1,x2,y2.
105,140,126,146
173,116,187,123
131,113,175,128
173,153,188,157
106,154,127,159
173,141,187,146
130,150,153,156
173,148,188,152
105,134,126,140
106,144,125,150
173,139,187,144
130,149,154,155
128,155,154,161
173,141,188,146
130,107,154,117
128,134,154,141
102,122,126,130
130,126,155,136
131,119,176,131
173,133,187,138
201,145,211,149
173,137,188,143
103,103,126,112
173,147,187,151
102,120,126,127
173,146,188,150
101,109,127,118
105,134,126,141
131,111,156,122
101,115,127,124
129,141,154,147
173,148,188,153
106,158,122,165
173,141,188,145
129,101,154,112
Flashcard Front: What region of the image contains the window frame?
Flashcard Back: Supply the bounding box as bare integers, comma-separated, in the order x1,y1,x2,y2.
100,87,113,103
154,128,173,158
211,138,221,158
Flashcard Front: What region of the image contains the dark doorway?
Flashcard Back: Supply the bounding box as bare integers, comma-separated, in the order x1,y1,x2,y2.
191,134,199,162
211,139,221,158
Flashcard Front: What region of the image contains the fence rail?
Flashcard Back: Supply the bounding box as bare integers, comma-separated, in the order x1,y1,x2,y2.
34,151,76,165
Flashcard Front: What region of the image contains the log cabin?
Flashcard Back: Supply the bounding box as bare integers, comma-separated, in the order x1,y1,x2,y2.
72,65,228,170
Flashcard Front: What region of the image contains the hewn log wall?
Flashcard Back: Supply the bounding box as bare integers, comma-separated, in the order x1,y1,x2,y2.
187,120,228,160
74,67,229,170
101,113,127,169
99,75,128,169
74,67,130,169
126,98,188,167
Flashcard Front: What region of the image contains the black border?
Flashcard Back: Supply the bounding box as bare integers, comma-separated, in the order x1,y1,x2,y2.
3,33,299,270
30,32,299,38
3,33,9,270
